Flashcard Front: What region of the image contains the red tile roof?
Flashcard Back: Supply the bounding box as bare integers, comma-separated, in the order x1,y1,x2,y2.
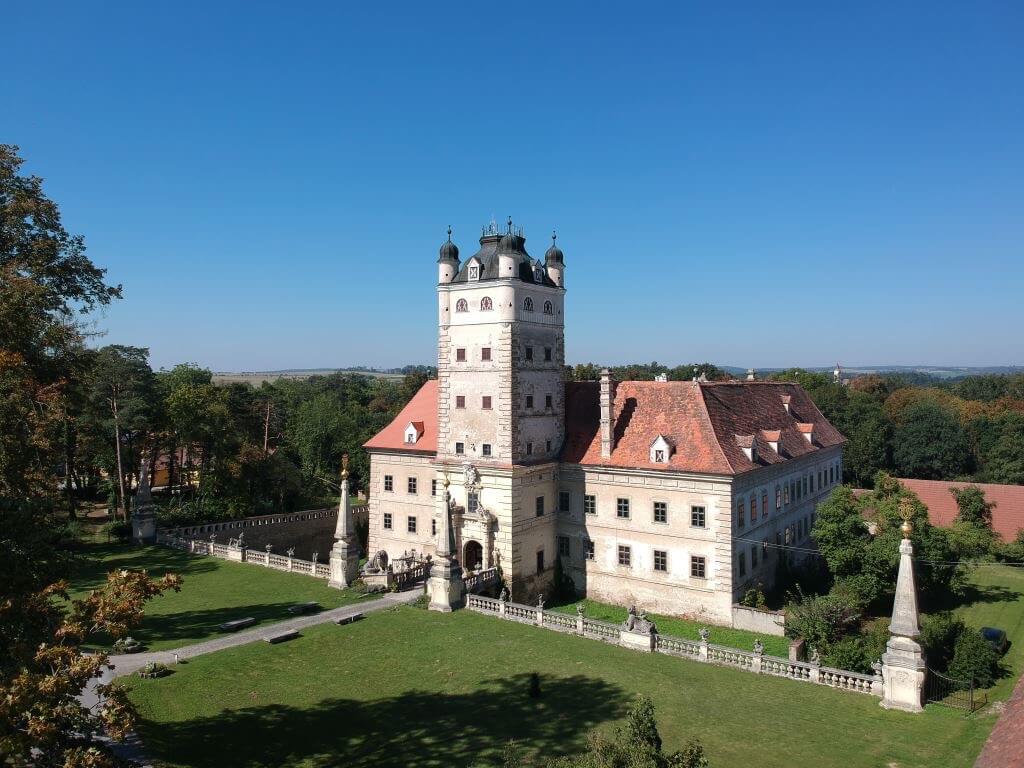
365,379,844,475
362,380,438,454
897,478,1024,543
975,673,1024,768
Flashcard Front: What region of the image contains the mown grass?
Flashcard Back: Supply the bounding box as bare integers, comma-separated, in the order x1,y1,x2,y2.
67,543,362,651
548,597,790,657
126,606,994,768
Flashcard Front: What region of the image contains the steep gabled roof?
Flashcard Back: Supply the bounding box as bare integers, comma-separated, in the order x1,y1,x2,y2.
896,478,1024,543
363,380,438,454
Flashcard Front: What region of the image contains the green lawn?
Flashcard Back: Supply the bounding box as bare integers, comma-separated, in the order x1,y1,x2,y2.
950,563,1024,702
549,598,790,657
68,543,362,651
126,606,994,768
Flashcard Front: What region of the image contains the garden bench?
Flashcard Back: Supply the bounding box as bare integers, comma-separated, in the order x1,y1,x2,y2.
287,601,321,615
263,629,300,644
218,617,256,632
335,612,364,626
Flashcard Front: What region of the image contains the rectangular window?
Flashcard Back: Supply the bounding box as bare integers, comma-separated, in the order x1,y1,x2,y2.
407,477,417,494
803,477,808,497
585,540,595,560
558,536,570,557
545,394,553,408
785,482,792,504
737,499,745,528
384,474,393,492
482,443,492,457
751,545,759,569
536,550,545,574
584,494,596,515
535,495,545,517
482,395,492,410
525,346,534,361
654,549,668,572
690,505,706,528
654,449,665,462
432,518,436,537
407,516,417,533
738,551,747,578
431,479,437,496
691,555,706,579
762,493,769,518
616,498,630,518
830,466,834,484
750,496,757,524
804,515,810,537
456,348,466,362
468,492,479,514
383,512,392,530
776,487,782,510
559,491,571,513
481,347,491,361
525,394,534,409
455,442,465,455
810,474,815,493
544,347,552,361
618,545,631,567
546,439,552,453
456,395,465,409
526,442,533,455
653,501,668,524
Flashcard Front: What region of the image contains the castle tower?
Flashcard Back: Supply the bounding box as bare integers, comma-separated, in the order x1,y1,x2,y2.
434,219,566,598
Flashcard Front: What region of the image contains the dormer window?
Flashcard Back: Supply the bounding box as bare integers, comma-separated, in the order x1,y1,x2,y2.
524,297,534,312
533,266,544,282
543,300,553,315
455,299,468,313
736,434,756,462
797,423,815,444
649,435,673,464
404,421,424,445
469,266,479,280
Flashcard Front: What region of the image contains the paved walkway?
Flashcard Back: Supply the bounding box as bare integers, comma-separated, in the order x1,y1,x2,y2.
83,589,423,766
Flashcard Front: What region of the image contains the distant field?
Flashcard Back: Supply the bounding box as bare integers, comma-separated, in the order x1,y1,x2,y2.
212,369,405,385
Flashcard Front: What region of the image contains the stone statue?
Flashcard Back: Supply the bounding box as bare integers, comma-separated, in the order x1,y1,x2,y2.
810,648,821,665
286,547,295,558
265,543,272,553
699,627,710,642
537,594,545,610
463,463,480,489
576,603,585,617
753,639,764,655
624,605,638,631
499,587,509,602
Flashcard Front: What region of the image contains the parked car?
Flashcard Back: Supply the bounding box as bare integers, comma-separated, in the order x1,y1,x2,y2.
981,626,1008,655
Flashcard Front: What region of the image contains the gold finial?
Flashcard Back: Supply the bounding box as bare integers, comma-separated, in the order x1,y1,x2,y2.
341,453,349,480
442,470,450,489
899,497,914,537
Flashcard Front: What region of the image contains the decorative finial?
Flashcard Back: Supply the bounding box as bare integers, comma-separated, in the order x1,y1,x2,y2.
341,452,349,479
552,229,557,245
899,497,914,537
447,225,452,241
442,471,450,488
507,216,513,233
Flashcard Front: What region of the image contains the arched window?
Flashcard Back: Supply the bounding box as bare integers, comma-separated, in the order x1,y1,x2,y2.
455,298,468,313
543,300,553,315
523,297,534,312
480,296,493,311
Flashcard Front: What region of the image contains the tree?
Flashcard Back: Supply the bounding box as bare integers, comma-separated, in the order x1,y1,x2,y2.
837,393,892,487
948,628,1000,688
892,401,972,480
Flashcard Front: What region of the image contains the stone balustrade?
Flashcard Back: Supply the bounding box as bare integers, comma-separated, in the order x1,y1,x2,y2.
465,594,882,698
154,532,330,581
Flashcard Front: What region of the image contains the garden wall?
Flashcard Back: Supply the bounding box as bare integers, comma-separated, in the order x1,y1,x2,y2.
731,605,786,637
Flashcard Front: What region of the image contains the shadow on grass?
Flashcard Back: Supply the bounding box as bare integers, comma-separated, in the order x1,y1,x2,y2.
925,582,1022,613
70,543,219,592
137,672,627,768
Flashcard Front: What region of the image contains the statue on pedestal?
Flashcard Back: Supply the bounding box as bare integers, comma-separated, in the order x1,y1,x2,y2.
328,454,361,589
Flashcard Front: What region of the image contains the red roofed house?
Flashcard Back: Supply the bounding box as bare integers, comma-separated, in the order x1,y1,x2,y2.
364,222,845,625
896,478,1024,543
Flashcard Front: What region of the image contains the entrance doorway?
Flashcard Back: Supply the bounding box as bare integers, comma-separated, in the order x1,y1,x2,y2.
464,540,483,570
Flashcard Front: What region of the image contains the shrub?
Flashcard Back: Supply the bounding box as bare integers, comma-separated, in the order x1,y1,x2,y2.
102,520,130,540
740,585,767,609
824,636,873,674
861,617,890,664
948,628,999,688
784,586,861,654
919,612,966,672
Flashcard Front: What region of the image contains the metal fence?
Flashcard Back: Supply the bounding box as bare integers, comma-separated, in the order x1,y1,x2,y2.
925,668,988,714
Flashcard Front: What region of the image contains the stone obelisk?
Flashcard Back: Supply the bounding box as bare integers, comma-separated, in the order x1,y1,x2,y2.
131,458,157,545
881,499,926,712
328,454,360,589
428,473,465,612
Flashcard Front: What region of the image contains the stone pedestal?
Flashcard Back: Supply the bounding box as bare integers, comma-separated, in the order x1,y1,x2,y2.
619,628,656,652
328,542,360,589
428,559,465,613
881,636,926,712
131,511,156,545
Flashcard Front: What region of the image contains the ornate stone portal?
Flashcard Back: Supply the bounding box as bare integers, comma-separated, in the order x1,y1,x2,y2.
881,500,926,712
328,454,361,589
428,474,465,612
131,458,157,545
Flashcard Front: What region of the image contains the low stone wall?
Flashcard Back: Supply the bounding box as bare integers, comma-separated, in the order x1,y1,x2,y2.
160,505,368,563
731,605,786,637
466,594,881,698
157,533,330,579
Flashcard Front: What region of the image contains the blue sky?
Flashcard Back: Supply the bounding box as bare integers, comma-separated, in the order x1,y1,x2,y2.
6,1,1023,371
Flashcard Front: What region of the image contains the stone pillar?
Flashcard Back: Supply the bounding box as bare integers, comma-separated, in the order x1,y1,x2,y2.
131,459,158,545
329,455,361,589
428,475,465,612
752,639,765,674
599,369,614,458
536,596,545,627
881,504,926,713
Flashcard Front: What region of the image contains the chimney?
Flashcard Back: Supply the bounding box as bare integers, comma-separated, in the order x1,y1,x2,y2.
600,368,614,458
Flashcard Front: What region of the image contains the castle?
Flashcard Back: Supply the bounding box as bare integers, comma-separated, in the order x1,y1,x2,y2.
364,220,844,625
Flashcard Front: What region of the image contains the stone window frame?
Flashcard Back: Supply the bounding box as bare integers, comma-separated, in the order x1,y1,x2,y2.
775,485,782,510
455,442,465,455
585,539,595,560
482,443,492,457
653,549,668,572
559,490,571,513
455,347,466,362
407,477,417,494
761,492,769,519
617,544,632,568
455,298,468,312
690,555,706,579
584,494,597,516
545,393,553,409
468,492,479,515
480,296,493,311
690,505,706,528
558,536,571,557
431,479,437,497
455,395,465,409
524,297,534,312
525,394,534,409
535,495,545,517
407,516,417,534
383,512,393,530
384,474,393,492
543,300,553,315
737,498,745,529
653,500,668,525
481,347,491,362
616,497,631,519
482,395,492,410
749,494,757,524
